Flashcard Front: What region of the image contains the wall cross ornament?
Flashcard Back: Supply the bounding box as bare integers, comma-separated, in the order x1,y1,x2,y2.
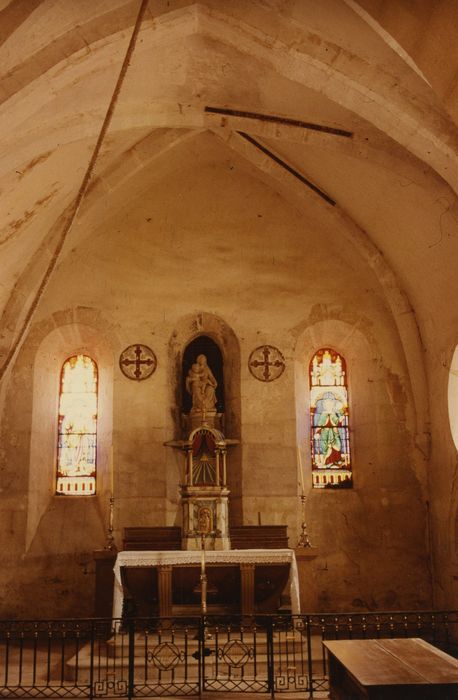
119,344,157,381
248,345,285,382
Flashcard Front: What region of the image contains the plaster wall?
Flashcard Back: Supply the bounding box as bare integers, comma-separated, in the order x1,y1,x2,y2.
0,134,432,616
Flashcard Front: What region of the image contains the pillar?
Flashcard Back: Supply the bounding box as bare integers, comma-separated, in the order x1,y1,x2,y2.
240,562,255,616
157,565,173,617
294,547,319,612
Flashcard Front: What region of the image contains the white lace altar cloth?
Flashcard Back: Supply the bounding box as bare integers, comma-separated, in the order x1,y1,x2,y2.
113,548,300,617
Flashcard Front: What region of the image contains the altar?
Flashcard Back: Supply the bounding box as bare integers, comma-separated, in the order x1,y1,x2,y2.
113,548,300,618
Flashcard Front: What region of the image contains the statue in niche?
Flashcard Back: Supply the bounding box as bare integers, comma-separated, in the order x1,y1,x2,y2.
185,354,217,413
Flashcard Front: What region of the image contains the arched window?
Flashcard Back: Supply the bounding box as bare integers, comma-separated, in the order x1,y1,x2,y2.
309,348,352,489
56,355,98,495
449,345,458,450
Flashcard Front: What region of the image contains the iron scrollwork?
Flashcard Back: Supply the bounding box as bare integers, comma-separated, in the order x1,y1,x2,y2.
147,641,184,670
93,677,128,697
218,639,253,668
275,671,308,691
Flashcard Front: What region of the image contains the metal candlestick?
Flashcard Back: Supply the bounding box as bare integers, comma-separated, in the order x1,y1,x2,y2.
105,496,115,550
199,532,213,641
297,494,312,548
200,533,207,615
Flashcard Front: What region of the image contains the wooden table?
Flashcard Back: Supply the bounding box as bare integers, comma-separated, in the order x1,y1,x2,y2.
323,638,458,699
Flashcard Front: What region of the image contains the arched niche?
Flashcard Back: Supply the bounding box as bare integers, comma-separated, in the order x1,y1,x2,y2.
295,317,378,494
293,312,425,531
167,312,242,524
182,335,225,415
22,314,116,551
292,314,431,611
168,312,241,437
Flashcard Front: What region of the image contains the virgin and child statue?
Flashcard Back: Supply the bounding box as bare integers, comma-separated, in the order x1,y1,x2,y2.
185,354,218,413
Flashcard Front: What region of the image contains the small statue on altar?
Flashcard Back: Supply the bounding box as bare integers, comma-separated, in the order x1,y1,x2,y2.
197,506,213,534
185,354,217,413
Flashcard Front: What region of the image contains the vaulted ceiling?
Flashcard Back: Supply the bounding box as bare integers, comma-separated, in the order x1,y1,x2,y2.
1,0,457,376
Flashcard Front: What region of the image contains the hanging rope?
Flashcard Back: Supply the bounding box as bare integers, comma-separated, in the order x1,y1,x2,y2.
0,0,150,382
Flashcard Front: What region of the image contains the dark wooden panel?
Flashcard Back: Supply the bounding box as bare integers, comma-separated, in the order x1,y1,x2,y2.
172,565,241,607
254,564,290,613
93,549,116,617
123,525,288,550
230,525,288,549
121,566,158,617
123,526,181,551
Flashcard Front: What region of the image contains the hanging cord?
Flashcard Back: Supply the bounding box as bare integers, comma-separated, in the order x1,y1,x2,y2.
0,0,150,383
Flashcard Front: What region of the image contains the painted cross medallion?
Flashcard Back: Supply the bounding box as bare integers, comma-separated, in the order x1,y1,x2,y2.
248,345,285,382
119,344,157,381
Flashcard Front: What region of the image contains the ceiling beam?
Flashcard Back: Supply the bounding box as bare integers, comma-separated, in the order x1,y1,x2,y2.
204,106,353,138
236,131,335,206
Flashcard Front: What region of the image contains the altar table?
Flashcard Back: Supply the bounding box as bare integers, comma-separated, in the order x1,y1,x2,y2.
113,548,300,618
323,637,458,699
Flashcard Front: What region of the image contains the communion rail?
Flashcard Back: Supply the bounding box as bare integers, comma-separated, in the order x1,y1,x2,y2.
0,611,457,698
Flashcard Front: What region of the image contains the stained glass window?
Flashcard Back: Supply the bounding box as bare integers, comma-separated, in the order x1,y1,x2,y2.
309,348,352,489
56,355,97,495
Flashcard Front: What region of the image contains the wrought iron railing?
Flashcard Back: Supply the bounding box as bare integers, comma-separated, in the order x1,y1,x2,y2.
0,611,456,697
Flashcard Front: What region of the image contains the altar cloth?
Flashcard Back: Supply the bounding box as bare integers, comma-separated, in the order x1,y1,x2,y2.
113,548,300,618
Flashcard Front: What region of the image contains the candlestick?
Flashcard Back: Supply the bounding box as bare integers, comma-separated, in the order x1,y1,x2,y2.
297,493,312,548
104,495,115,550
105,445,115,550
200,533,207,615
297,446,305,495
201,570,207,615
110,445,114,496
